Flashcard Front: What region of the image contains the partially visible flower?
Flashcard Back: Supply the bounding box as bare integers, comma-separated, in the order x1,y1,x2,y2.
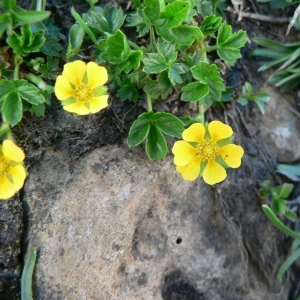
172,121,244,185
54,60,109,115
0,140,27,200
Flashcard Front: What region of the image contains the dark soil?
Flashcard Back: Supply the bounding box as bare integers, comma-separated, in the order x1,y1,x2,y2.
1,0,300,299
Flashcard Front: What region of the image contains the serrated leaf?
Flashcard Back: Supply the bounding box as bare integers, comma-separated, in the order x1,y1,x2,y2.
217,23,247,63
168,63,186,85
127,112,154,146
83,6,125,34
2,91,22,126
181,82,209,102
144,0,165,20
143,53,169,73
117,82,139,103
169,25,202,45
17,81,45,105
104,30,130,63
151,112,184,138
191,62,220,83
157,38,177,62
146,125,168,160
217,47,241,64
143,71,173,100
30,103,45,116
159,1,191,29
0,80,15,99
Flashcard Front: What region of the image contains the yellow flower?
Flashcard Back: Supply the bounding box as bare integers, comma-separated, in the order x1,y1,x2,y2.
54,60,109,115
172,121,244,185
0,140,27,200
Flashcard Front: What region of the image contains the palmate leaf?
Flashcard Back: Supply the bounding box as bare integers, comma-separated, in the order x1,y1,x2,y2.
159,1,191,29
217,23,247,63
83,6,125,34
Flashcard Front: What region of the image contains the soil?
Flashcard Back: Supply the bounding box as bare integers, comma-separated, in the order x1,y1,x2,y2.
1,0,300,299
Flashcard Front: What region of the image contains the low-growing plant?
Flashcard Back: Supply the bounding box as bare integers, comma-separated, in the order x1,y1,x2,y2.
260,181,300,282
68,0,247,164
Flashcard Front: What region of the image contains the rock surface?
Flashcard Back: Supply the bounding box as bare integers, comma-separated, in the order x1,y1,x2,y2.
23,142,290,300
259,85,300,162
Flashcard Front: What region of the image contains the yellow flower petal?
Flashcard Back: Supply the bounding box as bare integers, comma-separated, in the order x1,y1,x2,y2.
176,155,202,181
89,95,109,114
0,174,15,200
172,141,198,166
63,101,90,115
54,75,75,100
87,62,108,89
219,144,244,168
203,159,226,185
3,140,25,162
62,60,86,87
208,121,233,142
10,165,27,191
182,123,205,143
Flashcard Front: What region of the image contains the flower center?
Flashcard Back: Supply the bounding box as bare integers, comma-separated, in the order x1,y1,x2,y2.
74,85,93,103
0,156,10,176
197,141,219,160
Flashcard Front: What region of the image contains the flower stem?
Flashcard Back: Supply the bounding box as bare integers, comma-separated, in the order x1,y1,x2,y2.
146,93,153,112
195,103,205,123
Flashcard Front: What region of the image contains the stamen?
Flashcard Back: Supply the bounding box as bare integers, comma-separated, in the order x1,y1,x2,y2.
0,157,10,176
197,141,219,160
74,85,93,103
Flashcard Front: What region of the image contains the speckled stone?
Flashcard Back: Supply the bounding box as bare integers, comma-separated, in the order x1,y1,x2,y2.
23,142,290,300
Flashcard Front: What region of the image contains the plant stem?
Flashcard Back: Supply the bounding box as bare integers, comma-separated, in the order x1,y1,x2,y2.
71,7,97,44
195,103,205,123
146,93,152,112
13,55,23,80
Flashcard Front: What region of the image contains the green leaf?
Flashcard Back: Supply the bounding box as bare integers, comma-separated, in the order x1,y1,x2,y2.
2,91,22,126
16,80,45,105
151,112,184,138
83,6,125,34
117,81,139,103
146,125,168,160
144,0,165,20
181,82,209,102
143,53,169,73
217,23,247,63
6,24,45,56
30,103,45,116
157,38,177,62
169,25,202,45
0,80,15,99
277,164,300,176
191,61,218,83
159,1,191,29
127,112,154,146
120,50,143,73
103,30,130,63
200,15,222,35
168,62,186,85
66,23,85,59
12,10,50,24
143,71,173,100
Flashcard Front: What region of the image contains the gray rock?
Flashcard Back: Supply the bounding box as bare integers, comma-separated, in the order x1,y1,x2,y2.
259,85,300,162
0,198,23,300
23,142,290,299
